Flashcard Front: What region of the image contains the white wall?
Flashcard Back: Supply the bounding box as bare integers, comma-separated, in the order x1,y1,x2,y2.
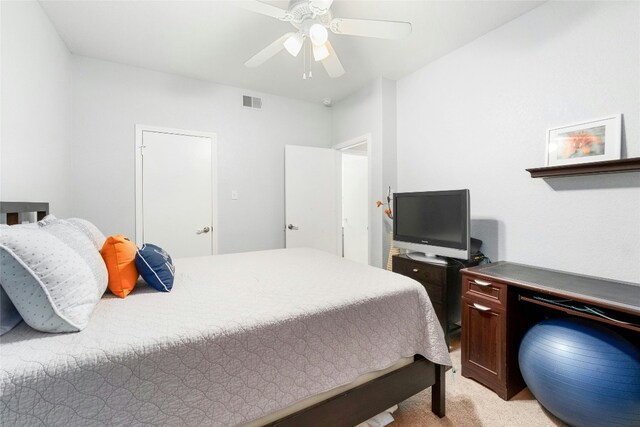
332,78,397,268
397,1,640,282
72,56,332,253
1,1,73,217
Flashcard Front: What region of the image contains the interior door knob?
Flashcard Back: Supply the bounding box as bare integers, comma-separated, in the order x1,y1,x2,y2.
196,226,210,234
287,224,299,230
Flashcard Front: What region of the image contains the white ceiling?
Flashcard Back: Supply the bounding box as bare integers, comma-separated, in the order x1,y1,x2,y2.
40,0,543,104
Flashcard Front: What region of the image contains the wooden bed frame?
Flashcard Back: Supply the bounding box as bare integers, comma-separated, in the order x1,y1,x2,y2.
1,201,446,426
268,356,445,426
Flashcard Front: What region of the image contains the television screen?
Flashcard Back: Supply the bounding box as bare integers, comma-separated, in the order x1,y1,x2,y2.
393,190,469,258
395,193,466,249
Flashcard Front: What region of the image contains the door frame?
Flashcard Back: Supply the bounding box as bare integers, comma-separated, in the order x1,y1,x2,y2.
333,133,372,265
134,124,219,254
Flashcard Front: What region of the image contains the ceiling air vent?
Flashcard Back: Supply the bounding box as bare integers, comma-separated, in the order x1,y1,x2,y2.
243,95,262,109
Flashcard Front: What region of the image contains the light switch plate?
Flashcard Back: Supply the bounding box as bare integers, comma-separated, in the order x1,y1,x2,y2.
231,190,238,200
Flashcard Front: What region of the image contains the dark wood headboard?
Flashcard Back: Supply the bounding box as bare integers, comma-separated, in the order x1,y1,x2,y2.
0,202,49,225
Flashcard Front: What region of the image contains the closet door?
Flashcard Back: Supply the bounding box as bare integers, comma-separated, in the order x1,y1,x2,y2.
136,126,217,258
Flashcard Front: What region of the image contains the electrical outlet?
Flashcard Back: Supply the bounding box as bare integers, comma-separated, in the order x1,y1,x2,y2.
231,190,238,200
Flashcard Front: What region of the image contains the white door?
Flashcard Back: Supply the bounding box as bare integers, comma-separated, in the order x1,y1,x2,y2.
136,127,217,258
285,145,340,255
342,153,368,264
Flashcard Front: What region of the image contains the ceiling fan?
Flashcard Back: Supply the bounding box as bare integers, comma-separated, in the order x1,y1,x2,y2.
242,0,412,78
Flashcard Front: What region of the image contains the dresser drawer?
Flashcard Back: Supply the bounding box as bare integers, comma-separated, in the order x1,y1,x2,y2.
392,256,446,286
462,274,506,307
422,282,444,304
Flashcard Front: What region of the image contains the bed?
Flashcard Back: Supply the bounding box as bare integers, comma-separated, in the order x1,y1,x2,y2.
1,243,450,426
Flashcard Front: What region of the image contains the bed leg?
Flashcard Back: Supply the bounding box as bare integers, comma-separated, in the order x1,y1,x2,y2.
431,364,445,418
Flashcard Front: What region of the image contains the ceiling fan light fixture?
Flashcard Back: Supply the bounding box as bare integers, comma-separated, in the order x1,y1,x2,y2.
309,23,328,46
244,0,412,78
284,33,304,57
312,43,330,61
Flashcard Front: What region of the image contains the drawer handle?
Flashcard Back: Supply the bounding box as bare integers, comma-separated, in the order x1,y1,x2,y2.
412,268,419,273
473,279,492,287
472,303,491,312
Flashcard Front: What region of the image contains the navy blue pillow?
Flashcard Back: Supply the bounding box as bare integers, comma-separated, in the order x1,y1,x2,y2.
135,244,175,292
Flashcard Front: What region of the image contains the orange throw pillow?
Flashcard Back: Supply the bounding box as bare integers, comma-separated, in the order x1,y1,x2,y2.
101,235,139,298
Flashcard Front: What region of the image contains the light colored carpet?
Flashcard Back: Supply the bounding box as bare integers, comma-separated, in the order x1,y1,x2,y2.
393,339,564,427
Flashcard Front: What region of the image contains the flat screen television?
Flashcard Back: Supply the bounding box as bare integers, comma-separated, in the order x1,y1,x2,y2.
393,189,470,264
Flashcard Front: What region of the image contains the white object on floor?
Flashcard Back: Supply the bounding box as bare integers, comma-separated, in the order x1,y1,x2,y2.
356,405,399,427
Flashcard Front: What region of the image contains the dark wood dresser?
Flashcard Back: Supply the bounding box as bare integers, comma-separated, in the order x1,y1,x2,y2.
392,255,478,347
461,261,640,400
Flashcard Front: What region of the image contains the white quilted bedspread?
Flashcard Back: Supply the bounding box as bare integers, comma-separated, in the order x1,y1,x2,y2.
0,248,450,426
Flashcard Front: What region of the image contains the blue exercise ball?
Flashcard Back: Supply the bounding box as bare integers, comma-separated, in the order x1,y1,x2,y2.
519,317,640,427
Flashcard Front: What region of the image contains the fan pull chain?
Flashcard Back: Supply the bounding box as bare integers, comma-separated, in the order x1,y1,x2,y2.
308,40,313,78
302,37,307,79
302,37,313,80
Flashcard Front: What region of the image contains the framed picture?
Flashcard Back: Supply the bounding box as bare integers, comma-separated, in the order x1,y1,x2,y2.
546,114,621,166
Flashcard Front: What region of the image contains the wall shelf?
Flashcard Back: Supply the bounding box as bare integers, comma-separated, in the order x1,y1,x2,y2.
526,157,640,178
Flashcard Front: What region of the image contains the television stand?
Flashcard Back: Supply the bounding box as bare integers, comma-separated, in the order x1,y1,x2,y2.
392,254,479,347
406,252,449,265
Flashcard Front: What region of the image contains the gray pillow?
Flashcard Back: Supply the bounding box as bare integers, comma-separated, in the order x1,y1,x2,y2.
0,219,108,332
66,218,107,250
0,285,22,335
0,222,38,335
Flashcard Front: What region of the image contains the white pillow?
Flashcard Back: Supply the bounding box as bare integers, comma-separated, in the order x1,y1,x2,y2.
67,218,107,250
0,219,108,332
0,285,22,335
0,223,37,335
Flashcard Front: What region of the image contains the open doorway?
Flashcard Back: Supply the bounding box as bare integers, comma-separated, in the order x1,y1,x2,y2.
334,135,371,265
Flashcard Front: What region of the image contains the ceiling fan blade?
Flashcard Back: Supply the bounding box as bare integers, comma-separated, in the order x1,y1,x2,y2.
240,0,290,21
321,41,345,78
245,33,294,68
330,18,412,40
310,0,334,13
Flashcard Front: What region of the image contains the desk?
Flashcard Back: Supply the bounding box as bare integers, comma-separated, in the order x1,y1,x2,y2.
460,261,640,400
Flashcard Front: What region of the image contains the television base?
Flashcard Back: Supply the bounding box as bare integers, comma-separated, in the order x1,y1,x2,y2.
406,252,449,265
